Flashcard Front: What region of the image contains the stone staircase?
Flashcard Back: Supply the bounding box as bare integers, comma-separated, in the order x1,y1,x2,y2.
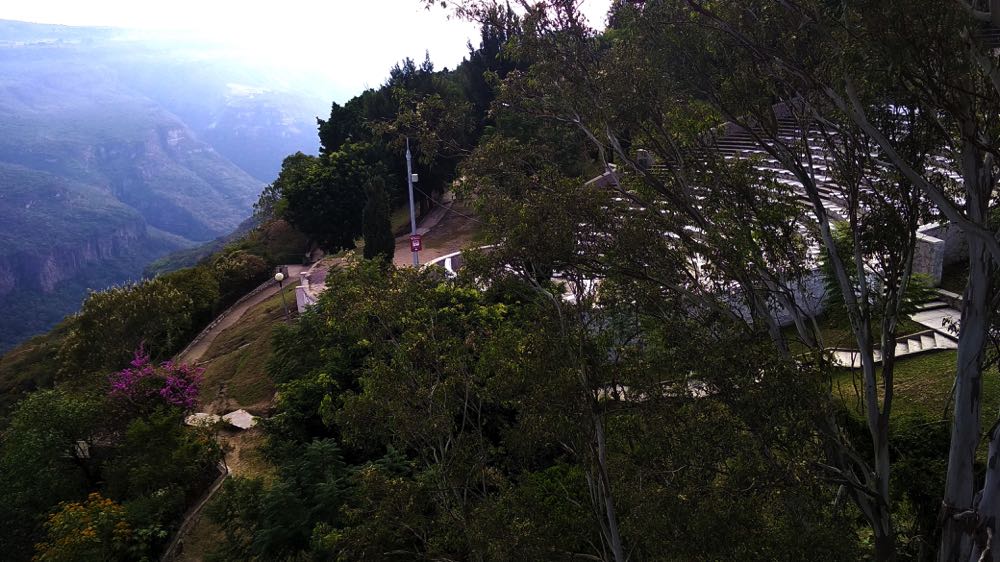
648,115,851,222
830,328,958,368
910,297,963,336
674,118,967,370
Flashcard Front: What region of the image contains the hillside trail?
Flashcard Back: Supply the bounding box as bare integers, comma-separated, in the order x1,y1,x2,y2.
165,201,480,561
174,264,307,366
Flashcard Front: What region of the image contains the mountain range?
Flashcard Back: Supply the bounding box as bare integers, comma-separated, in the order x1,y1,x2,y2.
0,19,327,352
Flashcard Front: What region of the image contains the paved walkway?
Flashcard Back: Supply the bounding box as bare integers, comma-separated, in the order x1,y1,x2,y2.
296,197,479,310
174,264,306,365
910,305,962,336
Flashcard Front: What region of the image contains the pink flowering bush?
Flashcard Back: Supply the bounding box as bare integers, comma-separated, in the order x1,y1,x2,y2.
108,348,203,411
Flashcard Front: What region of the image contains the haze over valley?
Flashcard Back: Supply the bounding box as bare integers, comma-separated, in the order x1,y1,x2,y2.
0,19,327,351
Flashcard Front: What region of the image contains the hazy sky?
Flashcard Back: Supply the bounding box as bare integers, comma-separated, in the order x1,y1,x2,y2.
0,0,613,102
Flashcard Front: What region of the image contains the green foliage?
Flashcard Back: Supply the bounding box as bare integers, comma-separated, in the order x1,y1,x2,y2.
820,222,934,330
890,413,950,558
0,370,222,559
103,408,220,503
161,266,220,328
208,262,858,560
58,278,193,375
2,215,307,424
0,389,104,560
206,439,350,561
270,147,373,253
204,478,266,562
0,321,71,422
212,250,269,307
362,177,395,261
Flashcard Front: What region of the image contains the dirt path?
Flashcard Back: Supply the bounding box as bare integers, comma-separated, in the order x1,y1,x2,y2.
167,202,480,561
174,265,305,366
393,201,480,267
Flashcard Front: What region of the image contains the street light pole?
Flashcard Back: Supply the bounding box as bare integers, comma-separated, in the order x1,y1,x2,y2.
406,137,419,266
274,271,290,320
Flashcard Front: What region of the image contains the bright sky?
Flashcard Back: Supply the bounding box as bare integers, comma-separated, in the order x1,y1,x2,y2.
0,0,613,102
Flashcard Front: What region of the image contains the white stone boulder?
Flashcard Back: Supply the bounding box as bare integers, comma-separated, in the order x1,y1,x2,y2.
185,413,222,427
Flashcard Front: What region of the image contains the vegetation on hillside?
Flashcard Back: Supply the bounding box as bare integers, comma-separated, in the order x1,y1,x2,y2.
214,2,999,559
0,215,307,558
206,261,857,561
5,2,1000,561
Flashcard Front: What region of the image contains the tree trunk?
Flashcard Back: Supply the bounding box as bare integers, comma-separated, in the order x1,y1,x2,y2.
940,235,992,561
940,121,994,560
591,410,626,562
873,436,897,562
875,519,898,562
970,424,1000,561
863,319,897,562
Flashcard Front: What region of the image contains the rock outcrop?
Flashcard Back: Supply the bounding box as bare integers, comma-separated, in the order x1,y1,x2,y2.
0,221,146,297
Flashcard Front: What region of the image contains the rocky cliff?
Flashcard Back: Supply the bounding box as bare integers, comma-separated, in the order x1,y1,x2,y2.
0,222,145,297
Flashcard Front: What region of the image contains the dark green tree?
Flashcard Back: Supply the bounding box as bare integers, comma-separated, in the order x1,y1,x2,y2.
58,279,193,375
361,177,395,262
243,261,858,561
0,389,104,559
272,146,374,253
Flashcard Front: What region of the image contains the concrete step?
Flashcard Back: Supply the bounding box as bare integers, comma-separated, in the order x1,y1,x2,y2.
934,332,959,349
920,333,937,350
916,300,949,311
911,306,962,335
828,330,955,367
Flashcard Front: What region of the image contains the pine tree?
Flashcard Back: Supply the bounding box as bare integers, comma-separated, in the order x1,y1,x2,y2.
362,177,395,262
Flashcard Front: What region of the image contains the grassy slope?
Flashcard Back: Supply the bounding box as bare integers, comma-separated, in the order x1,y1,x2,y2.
0,322,68,422
197,283,297,410
172,286,294,562
785,314,926,355
832,351,1000,442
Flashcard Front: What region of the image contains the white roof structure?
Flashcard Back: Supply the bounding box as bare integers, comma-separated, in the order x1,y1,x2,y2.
222,409,258,430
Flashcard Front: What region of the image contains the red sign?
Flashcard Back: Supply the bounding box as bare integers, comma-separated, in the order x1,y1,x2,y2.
409,234,422,252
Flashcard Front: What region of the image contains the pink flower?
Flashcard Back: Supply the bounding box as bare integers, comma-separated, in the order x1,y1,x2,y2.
108,348,203,411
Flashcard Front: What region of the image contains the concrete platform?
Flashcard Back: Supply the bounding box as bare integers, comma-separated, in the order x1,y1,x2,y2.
910,307,961,338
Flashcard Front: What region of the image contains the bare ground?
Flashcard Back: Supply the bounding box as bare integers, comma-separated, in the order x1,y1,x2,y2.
393,201,482,267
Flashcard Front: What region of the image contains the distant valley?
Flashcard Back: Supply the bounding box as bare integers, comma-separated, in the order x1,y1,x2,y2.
0,19,327,351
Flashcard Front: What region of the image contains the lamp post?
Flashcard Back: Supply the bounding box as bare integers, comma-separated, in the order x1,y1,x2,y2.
274,271,290,320
406,137,419,266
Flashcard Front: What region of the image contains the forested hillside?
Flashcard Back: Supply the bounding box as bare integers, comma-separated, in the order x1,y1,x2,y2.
0,12,519,558
4,2,1000,561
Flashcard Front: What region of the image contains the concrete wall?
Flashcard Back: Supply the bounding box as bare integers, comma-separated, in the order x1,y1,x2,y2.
919,221,968,266
771,268,828,327
295,272,318,313
726,267,829,328
914,231,945,286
